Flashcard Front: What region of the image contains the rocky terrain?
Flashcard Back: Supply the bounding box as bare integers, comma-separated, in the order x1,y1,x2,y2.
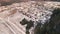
0,1,60,34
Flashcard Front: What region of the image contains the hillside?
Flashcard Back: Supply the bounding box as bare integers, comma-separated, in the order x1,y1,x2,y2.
0,1,60,34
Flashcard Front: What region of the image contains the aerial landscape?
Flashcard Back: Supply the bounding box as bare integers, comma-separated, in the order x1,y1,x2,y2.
0,0,60,34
